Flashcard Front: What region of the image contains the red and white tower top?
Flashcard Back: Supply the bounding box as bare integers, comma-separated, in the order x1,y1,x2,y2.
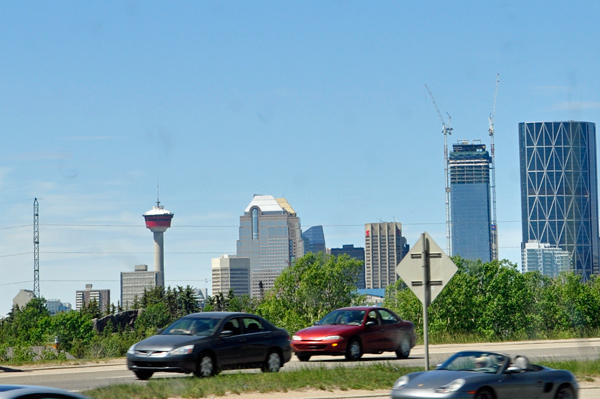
143,199,174,232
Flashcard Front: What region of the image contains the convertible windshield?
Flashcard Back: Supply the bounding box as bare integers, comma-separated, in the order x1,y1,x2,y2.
162,318,218,336
437,352,507,374
317,309,366,326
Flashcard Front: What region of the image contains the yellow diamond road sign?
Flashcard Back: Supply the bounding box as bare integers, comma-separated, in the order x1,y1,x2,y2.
395,232,457,305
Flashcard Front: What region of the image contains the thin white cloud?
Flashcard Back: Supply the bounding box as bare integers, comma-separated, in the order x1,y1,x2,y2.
551,101,600,111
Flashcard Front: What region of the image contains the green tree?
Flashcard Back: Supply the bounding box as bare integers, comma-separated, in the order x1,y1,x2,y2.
257,252,364,333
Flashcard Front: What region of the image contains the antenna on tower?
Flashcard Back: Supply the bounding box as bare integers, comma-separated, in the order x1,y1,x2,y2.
33,198,40,298
489,74,499,261
156,183,161,208
425,84,453,255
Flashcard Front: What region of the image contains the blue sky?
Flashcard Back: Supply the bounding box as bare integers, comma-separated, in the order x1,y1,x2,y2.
2,1,600,316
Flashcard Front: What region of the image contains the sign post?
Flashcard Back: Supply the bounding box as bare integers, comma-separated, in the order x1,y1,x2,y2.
396,232,457,371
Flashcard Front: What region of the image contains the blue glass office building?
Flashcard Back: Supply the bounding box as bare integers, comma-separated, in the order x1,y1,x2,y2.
519,121,599,279
302,225,326,254
450,141,492,262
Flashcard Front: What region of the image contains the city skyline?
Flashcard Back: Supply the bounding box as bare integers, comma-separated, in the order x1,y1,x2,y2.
3,2,600,316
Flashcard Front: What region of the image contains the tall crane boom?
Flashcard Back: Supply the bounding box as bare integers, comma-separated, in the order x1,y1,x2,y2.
489,74,499,261
425,84,453,255
33,198,40,298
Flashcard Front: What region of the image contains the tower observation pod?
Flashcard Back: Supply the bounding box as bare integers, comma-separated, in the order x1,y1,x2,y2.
143,200,174,287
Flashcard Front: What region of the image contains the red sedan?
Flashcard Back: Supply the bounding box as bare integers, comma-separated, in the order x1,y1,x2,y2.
291,306,416,361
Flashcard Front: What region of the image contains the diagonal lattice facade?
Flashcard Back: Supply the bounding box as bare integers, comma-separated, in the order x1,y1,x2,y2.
519,121,599,279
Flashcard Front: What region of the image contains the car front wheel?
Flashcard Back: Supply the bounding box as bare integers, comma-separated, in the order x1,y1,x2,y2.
555,385,574,399
296,353,311,362
474,388,495,399
194,353,217,378
134,370,153,380
261,350,282,372
345,339,362,361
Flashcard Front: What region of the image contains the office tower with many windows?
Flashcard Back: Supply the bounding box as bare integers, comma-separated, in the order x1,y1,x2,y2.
212,255,251,296
76,284,110,313
449,140,492,262
519,121,599,278
237,195,304,298
328,244,365,289
302,225,326,254
522,241,571,277
364,222,409,289
121,264,160,309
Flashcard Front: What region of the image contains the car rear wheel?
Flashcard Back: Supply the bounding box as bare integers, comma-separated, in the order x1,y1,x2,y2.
194,353,217,378
345,339,363,361
296,353,311,362
474,388,495,399
395,337,411,359
133,370,153,380
261,350,282,372
555,385,574,399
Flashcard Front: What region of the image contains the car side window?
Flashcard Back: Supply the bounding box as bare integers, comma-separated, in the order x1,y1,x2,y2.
222,318,242,336
366,310,380,325
378,309,399,325
242,317,266,333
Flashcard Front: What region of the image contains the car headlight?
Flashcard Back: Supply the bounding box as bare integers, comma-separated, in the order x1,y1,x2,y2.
322,335,343,340
127,344,136,355
168,345,194,356
292,335,301,341
392,375,409,390
436,378,465,393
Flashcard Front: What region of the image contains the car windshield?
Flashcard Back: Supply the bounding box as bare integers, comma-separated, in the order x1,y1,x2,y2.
317,309,366,326
162,318,218,336
437,352,507,374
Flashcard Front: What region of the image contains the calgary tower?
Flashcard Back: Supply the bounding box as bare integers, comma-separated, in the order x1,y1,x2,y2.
143,197,174,287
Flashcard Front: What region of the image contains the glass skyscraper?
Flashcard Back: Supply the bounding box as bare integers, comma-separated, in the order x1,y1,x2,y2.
237,195,304,298
449,141,492,262
302,225,326,254
519,121,599,279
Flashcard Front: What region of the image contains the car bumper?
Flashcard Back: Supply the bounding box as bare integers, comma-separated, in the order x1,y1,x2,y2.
291,340,346,354
391,388,473,399
127,353,197,373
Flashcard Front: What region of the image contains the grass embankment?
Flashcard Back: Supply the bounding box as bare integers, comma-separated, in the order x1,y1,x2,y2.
84,364,420,399
83,359,600,399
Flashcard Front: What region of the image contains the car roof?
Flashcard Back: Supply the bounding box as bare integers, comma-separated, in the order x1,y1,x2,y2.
335,306,387,311
0,385,91,399
184,312,260,318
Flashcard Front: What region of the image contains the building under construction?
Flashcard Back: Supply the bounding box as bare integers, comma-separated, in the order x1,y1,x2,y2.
449,141,492,262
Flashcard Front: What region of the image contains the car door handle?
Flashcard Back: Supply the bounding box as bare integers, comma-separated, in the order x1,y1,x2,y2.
380,329,385,332
239,338,247,342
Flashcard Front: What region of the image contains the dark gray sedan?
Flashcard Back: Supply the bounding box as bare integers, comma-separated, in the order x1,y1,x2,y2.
391,350,578,399
127,312,292,379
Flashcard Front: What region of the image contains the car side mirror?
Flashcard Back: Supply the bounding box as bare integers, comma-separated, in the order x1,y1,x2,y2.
366,321,376,327
157,328,165,334
220,330,233,337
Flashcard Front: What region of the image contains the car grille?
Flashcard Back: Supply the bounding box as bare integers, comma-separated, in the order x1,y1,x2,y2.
133,361,168,368
294,343,328,350
135,350,169,357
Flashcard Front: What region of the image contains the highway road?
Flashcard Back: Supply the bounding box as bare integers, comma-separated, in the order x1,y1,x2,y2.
0,337,599,395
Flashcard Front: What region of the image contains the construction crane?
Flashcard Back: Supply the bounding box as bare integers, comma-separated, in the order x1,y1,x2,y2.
425,84,453,255
33,198,40,298
489,74,499,261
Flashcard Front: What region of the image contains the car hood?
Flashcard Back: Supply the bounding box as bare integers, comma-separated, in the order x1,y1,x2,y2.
296,324,358,339
404,370,489,389
133,334,208,351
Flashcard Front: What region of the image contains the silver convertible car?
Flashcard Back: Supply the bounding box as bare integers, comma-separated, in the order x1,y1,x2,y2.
391,350,578,399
